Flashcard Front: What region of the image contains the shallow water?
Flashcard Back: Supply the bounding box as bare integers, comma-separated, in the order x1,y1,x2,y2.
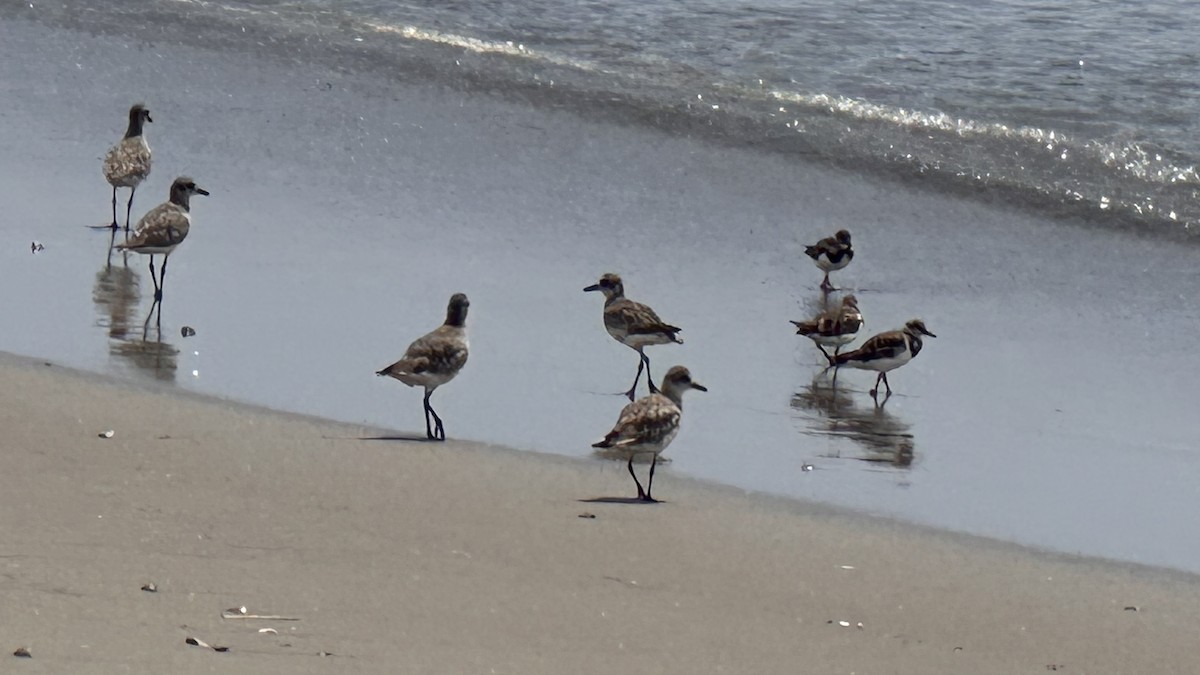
2,16,1200,572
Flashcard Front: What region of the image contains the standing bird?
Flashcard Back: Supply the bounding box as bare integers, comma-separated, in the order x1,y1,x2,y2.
791,294,864,361
833,319,936,398
592,365,706,502
804,229,854,292
584,273,683,401
376,294,470,441
102,103,153,231
116,177,209,301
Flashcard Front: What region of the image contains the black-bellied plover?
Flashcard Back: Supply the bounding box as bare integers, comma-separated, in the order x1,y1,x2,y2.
116,177,208,301
804,229,854,292
584,273,682,401
592,365,706,502
833,319,936,398
102,103,153,231
791,294,864,361
376,293,470,441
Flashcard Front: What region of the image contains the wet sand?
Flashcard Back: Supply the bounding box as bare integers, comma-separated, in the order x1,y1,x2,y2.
3,350,1200,673
1,8,1199,576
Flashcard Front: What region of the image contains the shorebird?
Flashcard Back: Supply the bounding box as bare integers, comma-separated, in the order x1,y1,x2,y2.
791,294,863,361
584,273,683,401
116,177,209,301
804,229,854,291
102,103,153,231
833,319,936,398
592,365,706,502
376,293,470,441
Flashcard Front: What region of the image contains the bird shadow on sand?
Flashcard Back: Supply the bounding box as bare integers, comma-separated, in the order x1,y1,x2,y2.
355,434,444,443
577,497,666,505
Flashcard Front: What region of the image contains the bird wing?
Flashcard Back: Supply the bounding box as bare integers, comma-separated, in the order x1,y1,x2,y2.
605,299,682,339
839,330,906,362
379,326,468,377
594,395,680,448
120,204,189,249
804,235,853,263
794,305,859,337
103,137,151,184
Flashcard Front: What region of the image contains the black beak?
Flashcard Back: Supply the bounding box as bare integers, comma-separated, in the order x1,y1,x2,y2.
146,113,153,123
691,383,708,392
195,187,210,196
583,284,601,292
923,329,937,338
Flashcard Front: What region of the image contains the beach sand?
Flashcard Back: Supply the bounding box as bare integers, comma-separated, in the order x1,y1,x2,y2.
2,350,1199,673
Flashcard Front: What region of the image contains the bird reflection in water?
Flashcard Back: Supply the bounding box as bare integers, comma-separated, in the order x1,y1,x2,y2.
93,232,178,381
791,375,915,469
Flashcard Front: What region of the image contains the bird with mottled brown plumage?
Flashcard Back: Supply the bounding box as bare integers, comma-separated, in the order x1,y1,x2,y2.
791,294,864,361
116,176,208,301
102,103,153,231
376,293,470,441
592,365,706,502
584,273,682,401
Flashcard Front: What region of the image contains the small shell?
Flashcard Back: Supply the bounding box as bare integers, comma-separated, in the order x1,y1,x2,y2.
13,647,31,658
258,628,278,635
141,582,157,593
99,430,115,439
838,621,850,627
181,326,196,338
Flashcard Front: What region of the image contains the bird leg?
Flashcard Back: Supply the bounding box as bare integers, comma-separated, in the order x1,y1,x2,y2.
147,255,160,297
816,344,834,365
820,273,833,292
124,186,137,232
642,454,659,503
423,389,445,441
625,355,646,401
110,186,119,230
870,372,888,398
880,372,892,395
627,455,646,500
643,351,659,395
155,254,169,302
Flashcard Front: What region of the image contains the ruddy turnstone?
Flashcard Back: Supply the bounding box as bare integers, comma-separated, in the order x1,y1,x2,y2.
116,177,208,301
584,273,683,401
102,103,153,231
376,293,470,441
833,319,936,398
804,229,854,291
592,365,706,502
791,294,863,361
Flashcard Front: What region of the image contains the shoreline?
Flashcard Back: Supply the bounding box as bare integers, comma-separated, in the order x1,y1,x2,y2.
4,349,1196,586
4,349,1200,672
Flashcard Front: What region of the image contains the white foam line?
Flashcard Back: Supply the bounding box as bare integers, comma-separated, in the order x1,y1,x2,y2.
364,21,601,74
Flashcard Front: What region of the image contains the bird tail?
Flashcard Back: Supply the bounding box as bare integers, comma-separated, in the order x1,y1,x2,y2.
831,350,857,366
591,431,619,449
791,319,817,336
803,245,820,259
375,367,390,377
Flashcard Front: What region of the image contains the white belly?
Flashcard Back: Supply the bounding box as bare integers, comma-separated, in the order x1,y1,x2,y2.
394,370,457,389
811,332,857,348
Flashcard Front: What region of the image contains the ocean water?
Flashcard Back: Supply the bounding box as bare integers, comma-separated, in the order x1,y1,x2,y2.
3,1,1200,573
93,0,1200,231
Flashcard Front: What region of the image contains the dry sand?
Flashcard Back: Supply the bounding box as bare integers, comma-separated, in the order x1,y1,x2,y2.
1,350,1198,674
